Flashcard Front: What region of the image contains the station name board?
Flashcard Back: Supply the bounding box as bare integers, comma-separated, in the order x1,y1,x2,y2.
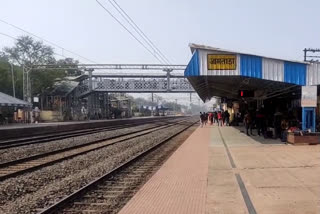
207,54,236,70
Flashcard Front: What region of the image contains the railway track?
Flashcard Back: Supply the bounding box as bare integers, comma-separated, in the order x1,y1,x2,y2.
0,118,189,181
37,118,197,214
0,117,182,150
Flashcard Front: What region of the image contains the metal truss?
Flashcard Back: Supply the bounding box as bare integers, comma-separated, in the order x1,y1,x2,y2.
31,64,187,71
76,74,194,97
24,64,194,102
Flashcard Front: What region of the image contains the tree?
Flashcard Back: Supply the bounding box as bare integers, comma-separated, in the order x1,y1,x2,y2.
2,36,76,96
56,58,80,76
162,100,182,112
0,51,9,61
4,36,55,66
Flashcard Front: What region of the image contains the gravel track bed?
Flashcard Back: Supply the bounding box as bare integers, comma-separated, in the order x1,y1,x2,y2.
0,119,196,214
0,123,161,164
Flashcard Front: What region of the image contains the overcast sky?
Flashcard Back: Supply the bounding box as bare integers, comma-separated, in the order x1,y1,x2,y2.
1,0,319,106
1,0,319,64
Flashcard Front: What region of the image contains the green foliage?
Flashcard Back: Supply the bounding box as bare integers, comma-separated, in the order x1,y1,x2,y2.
30,70,67,95
1,36,80,97
3,36,55,66
0,60,23,99
162,100,182,111
56,58,80,76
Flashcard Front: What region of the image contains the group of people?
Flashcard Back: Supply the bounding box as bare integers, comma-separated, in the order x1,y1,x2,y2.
200,110,230,127
243,108,291,141
200,107,295,142
243,108,267,136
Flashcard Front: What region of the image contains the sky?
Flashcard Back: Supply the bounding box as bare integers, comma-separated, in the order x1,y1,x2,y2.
1,0,319,106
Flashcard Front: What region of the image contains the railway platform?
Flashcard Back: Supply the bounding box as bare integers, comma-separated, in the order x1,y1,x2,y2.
119,125,320,214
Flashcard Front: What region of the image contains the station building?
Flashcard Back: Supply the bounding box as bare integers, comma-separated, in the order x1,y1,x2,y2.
185,44,320,132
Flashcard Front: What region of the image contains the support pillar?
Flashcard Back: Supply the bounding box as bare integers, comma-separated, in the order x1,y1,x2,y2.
103,93,107,118
302,107,316,132
128,99,132,117
151,93,154,116
102,92,109,119
106,93,109,119
87,69,93,120
257,99,264,109
165,69,172,92
23,65,32,103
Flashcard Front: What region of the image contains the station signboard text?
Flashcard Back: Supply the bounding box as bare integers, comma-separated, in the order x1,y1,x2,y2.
207,54,236,70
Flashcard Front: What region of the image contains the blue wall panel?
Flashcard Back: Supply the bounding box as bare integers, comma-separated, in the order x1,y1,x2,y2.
185,50,200,77
302,107,316,132
240,54,262,78
284,62,306,85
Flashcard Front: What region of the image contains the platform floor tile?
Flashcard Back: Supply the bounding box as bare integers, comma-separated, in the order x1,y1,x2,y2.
118,126,209,214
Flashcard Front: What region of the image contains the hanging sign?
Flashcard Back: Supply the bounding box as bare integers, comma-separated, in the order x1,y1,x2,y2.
301,86,317,107
207,54,236,70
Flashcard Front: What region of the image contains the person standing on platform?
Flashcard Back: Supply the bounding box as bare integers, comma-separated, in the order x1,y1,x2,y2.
256,109,265,136
274,110,283,139
204,112,208,126
244,111,253,136
209,112,214,125
213,111,218,124
221,111,225,126
224,110,230,126
217,111,223,126
200,112,203,127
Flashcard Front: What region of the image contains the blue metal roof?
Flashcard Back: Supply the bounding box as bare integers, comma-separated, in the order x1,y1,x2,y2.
284,62,306,85
185,43,311,86
240,54,262,79
184,50,200,77
189,43,308,65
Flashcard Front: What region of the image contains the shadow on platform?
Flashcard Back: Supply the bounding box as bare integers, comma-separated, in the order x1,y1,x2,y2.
230,125,285,145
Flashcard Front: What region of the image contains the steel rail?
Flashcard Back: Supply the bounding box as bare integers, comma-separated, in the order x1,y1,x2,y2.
38,119,196,214
0,118,178,149
0,119,189,182
0,124,135,149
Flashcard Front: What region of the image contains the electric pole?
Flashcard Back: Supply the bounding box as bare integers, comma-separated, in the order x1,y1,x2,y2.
303,48,320,62
23,65,32,102
9,62,15,98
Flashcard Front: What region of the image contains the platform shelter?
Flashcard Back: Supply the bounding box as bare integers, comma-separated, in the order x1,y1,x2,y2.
185,44,320,132
0,91,32,123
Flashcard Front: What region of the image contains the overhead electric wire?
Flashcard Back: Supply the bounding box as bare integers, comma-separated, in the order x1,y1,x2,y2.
107,0,171,64
0,32,16,40
96,0,166,64
0,18,97,63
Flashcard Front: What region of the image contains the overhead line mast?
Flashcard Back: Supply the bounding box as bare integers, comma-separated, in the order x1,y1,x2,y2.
303,48,320,62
